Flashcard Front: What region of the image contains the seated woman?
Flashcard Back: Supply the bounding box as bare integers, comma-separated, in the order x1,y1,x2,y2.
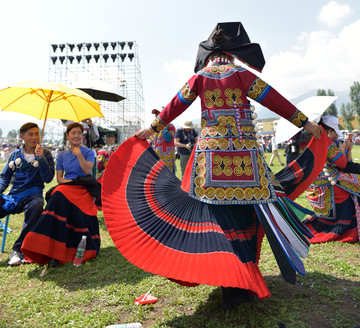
21,122,101,266
304,115,360,243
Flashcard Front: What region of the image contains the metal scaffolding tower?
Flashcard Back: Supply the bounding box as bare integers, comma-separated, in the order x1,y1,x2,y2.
48,41,145,144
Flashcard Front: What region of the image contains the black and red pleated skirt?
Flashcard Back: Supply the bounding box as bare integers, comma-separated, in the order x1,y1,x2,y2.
22,185,100,264
101,137,324,299
304,195,359,243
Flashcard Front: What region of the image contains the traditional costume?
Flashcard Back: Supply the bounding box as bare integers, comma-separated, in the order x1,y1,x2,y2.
305,135,360,243
0,146,54,254
96,148,110,178
21,147,101,264
149,109,176,173
102,22,326,300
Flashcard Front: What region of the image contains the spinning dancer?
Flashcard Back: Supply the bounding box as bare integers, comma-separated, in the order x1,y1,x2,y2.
102,22,324,310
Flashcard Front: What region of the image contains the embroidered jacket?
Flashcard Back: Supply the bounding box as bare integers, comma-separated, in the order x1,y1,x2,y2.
150,123,176,173
307,136,360,217
150,63,308,205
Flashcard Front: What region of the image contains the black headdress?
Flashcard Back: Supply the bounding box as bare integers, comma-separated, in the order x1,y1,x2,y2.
194,22,265,73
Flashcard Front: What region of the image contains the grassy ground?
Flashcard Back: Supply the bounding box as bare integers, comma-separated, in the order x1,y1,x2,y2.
0,148,360,328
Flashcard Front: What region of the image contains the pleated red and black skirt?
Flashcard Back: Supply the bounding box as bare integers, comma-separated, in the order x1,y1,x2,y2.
22,184,100,264
102,137,323,299
304,195,359,243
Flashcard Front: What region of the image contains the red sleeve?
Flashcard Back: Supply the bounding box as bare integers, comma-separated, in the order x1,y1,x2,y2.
240,70,308,128
327,138,347,168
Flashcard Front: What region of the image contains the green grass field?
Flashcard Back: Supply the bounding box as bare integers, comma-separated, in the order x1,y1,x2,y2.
0,148,359,328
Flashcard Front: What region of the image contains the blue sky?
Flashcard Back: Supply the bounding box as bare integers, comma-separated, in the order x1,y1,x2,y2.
0,0,359,133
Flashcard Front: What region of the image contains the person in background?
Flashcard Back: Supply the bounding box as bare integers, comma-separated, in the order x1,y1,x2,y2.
21,122,101,267
149,107,176,173
305,115,359,243
285,130,312,164
174,121,198,178
94,141,110,178
269,132,285,166
258,135,265,152
0,122,54,266
61,118,100,148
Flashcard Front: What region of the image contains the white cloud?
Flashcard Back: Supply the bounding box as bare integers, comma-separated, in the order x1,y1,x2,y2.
318,1,352,27
144,59,199,126
164,59,194,88
145,19,360,125
262,19,360,99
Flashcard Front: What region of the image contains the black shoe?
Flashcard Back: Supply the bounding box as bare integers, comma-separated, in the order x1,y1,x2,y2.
49,258,59,268
220,287,255,311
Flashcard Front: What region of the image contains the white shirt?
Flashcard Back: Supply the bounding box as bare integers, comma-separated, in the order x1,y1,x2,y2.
22,150,35,163
271,136,278,151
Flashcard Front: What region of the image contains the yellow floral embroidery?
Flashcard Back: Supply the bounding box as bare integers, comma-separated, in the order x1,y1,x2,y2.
204,89,224,108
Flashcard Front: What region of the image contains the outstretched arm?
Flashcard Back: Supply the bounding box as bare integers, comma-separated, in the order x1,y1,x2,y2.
303,121,323,139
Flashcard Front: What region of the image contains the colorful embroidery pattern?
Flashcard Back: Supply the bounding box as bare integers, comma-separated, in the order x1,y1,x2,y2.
289,109,308,128
154,149,176,172
246,78,271,102
307,186,333,216
308,141,360,218
225,88,243,107
150,124,176,173
204,89,224,108
327,143,345,163
212,155,253,177
191,150,273,204
189,109,276,204
150,117,166,133
338,173,360,194
177,82,197,105
199,64,245,79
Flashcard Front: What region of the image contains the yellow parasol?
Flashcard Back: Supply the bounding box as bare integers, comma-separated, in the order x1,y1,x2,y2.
0,80,103,142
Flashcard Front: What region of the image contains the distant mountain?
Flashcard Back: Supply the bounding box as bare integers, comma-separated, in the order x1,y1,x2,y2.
291,89,350,109
256,89,350,120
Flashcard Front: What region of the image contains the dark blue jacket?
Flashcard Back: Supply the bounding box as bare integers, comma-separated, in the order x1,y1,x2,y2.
175,128,198,155
0,148,55,196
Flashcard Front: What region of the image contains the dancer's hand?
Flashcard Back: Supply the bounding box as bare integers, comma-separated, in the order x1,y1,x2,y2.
135,128,152,140
304,121,323,139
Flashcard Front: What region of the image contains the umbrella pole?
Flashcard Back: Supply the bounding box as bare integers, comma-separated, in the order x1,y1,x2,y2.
40,118,47,145
40,90,53,144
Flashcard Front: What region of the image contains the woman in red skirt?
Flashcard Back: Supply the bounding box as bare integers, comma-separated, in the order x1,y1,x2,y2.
22,123,101,267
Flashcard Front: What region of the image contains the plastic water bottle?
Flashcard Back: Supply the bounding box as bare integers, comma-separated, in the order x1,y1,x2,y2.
105,323,142,328
73,235,87,267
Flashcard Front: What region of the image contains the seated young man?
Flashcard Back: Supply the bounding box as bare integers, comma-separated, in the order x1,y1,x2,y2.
0,122,55,266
